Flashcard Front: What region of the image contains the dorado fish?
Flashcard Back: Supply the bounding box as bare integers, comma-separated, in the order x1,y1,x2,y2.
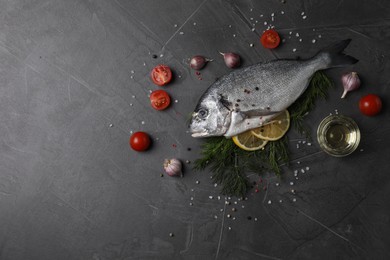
189,39,357,138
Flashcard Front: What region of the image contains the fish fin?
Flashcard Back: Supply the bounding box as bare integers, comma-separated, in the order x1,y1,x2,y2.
318,39,358,68
241,109,281,117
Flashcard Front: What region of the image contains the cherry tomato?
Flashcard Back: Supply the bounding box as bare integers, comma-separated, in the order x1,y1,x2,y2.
260,29,281,49
150,90,171,110
129,132,151,151
151,65,172,86
359,94,382,116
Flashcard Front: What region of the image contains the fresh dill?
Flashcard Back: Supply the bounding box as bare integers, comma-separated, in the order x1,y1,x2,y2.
193,71,333,197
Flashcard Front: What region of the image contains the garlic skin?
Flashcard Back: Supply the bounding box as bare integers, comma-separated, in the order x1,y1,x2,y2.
163,158,183,177
341,72,360,98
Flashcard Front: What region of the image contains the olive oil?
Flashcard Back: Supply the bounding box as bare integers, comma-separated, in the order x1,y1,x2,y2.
317,115,360,157
325,123,352,149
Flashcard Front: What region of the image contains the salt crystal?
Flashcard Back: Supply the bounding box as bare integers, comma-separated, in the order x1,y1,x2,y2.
302,16,307,19
293,48,297,52
193,22,197,26
179,31,184,35
290,182,294,186
109,124,113,128
299,38,303,42
174,24,178,27
175,100,178,103
296,33,300,37
293,198,297,202
275,183,280,186
306,166,310,171
281,11,285,15
294,170,298,174
141,121,145,125
271,13,275,17
264,22,268,25
268,200,272,204
301,12,305,16
301,169,305,173
307,142,312,146
312,39,316,43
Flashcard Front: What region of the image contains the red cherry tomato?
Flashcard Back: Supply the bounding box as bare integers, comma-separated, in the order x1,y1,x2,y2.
150,90,171,110
130,132,151,151
359,94,382,116
151,65,172,86
260,29,281,49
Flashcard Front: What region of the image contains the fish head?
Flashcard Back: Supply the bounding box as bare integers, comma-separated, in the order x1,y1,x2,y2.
189,94,231,137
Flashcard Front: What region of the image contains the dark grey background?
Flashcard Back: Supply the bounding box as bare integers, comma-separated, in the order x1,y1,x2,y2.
0,0,389,259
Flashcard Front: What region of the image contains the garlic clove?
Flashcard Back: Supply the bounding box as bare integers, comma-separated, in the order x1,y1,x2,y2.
341,72,360,99
163,158,183,177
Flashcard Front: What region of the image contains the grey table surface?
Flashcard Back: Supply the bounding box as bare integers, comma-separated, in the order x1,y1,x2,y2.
1,0,389,259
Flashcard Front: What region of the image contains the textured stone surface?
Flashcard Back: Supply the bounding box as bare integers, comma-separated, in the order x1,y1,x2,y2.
0,0,389,259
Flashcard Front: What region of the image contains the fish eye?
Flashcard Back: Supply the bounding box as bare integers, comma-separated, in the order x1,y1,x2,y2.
197,108,208,119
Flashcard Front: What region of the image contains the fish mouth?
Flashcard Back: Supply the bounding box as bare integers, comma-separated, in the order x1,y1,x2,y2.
191,131,209,138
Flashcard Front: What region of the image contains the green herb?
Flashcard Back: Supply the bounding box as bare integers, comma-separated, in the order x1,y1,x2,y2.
193,71,333,197
290,71,333,138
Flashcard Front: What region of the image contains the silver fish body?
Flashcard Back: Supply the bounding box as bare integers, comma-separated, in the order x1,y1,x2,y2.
189,39,357,138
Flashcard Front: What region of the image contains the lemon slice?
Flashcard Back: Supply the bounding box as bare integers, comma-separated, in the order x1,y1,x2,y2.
232,130,269,151
251,110,290,141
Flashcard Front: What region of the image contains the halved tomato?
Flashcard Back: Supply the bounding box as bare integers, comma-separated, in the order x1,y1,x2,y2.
260,29,281,49
150,90,171,110
151,65,172,86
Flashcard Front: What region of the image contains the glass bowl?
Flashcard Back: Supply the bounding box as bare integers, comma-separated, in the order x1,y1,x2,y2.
317,114,360,157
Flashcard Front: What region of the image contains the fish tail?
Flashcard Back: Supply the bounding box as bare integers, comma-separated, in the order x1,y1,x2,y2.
317,39,358,68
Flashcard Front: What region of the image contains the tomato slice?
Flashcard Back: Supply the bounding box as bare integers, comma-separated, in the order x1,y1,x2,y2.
150,90,171,110
260,29,281,49
151,65,172,86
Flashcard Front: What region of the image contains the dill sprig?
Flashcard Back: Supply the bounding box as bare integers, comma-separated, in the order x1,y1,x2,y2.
193,71,333,197
289,71,333,138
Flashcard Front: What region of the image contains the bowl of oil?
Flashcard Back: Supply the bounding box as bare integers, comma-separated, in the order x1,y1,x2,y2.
317,114,360,157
